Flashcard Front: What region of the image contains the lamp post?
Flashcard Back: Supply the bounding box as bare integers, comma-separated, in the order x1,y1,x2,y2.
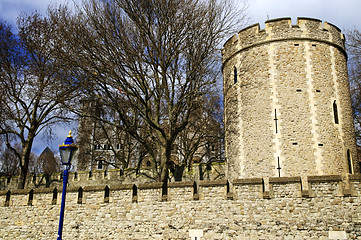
57,130,78,240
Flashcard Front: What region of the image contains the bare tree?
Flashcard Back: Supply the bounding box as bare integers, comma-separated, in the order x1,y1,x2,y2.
347,29,361,143
0,145,20,176
51,0,247,183
0,15,80,188
176,90,224,168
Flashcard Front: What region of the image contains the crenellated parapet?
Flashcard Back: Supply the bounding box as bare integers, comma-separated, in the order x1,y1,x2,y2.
222,17,346,65
0,162,226,191
1,174,361,207
1,175,361,239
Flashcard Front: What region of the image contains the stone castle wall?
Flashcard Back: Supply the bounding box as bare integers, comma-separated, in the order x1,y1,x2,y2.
1,175,361,239
0,162,226,191
222,17,358,180
1,17,360,240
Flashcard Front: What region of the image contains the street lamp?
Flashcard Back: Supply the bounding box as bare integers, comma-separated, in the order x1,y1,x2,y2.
57,130,78,240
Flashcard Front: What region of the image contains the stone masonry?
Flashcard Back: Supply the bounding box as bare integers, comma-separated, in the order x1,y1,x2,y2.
222,17,358,181
1,17,361,240
1,174,361,239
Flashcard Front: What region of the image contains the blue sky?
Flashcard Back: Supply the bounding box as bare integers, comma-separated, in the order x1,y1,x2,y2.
248,0,361,30
1,0,360,30
0,0,360,154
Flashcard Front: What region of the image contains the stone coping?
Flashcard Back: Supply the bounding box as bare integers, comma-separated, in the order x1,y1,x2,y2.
308,175,342,182
269,177,301,184
233,178,263,185
1,175,351,196
199,180,227,187
138,182,163,189
265,17,292,24
168,181,193,188
349,174,361,181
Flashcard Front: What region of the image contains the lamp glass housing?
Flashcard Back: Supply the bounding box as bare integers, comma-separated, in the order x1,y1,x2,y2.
59,130,78,165
59,147,77,165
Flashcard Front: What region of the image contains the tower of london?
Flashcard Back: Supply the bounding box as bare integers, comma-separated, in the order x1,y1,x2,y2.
222,17,358,180
1,18,361,239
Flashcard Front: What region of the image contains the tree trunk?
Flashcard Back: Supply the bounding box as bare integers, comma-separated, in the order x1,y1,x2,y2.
159,142,172,183
18,139,34,189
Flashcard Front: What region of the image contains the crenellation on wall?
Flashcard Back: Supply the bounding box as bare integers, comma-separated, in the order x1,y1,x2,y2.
0,162,226,193
310,180,342,198
34,192,54,206
4,175,360,207
233,181,263,200
168,182,193,201
308,175,343,182
83,190,104,205
111,188,132,204
222,17,346,68
2,176,361,239
271,182,301,198
139,188,163,202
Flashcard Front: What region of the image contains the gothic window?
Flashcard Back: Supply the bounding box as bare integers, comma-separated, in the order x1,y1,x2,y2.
97,160,103,170
333,101,339,124
233,66,237,84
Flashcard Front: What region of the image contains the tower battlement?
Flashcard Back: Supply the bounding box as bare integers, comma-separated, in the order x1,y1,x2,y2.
222,17,346,64
1,175,361,206
222,18,357,180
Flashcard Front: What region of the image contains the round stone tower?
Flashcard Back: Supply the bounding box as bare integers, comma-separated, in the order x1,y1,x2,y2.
222,17,358,180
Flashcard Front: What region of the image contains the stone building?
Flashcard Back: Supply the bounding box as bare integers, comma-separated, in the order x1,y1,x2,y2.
223,17,359,180
76,98,224,177
1,17,361,239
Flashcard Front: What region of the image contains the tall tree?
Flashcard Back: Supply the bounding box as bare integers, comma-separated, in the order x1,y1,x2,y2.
52,0,247,182
347,29,361,143
0,15,80,188
176,90,224,168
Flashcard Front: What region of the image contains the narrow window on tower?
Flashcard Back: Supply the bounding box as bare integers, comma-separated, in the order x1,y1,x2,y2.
234,66,237,84
333,101,339,124
347,149,353,174
277,157,281,177
97,160,103,170
274,109,278,133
